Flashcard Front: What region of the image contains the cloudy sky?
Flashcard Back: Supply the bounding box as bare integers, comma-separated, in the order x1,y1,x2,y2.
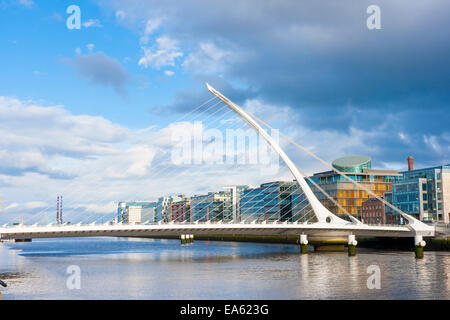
0,0,449,224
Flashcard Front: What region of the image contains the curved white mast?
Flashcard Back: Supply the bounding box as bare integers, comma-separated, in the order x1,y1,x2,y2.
206,83,349,225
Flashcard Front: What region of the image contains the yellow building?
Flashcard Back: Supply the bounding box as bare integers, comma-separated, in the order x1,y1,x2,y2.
308,155,402,218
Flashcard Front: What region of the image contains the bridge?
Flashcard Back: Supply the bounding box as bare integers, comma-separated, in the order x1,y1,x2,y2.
0,84,436,258
0,220,427,240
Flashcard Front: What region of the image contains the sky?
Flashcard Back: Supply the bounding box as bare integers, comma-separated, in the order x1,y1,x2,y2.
0,0,449,224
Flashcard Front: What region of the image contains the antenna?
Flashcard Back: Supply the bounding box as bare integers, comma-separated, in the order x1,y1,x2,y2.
60,196,63,224
56,196,61,224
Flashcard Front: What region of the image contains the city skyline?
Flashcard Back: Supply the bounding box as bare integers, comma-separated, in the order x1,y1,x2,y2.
0,0,449,225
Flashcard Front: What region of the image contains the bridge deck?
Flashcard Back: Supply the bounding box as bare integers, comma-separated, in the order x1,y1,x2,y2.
0,222,432,240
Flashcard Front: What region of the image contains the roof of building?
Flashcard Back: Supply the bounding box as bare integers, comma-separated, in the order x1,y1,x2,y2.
332,155,371,168
400,164,450,174
362,198,383,204
311,169,402,178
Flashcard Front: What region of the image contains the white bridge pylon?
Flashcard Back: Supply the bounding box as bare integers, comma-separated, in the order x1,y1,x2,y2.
206,83,348,225
206,83,434,236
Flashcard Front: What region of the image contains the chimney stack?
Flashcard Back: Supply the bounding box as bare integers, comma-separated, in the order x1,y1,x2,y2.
408,156,414,171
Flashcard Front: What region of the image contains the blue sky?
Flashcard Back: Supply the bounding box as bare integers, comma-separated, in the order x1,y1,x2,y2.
0,0,449,223
0,0,193,128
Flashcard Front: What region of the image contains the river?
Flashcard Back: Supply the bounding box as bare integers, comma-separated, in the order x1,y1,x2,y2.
0,237,448,300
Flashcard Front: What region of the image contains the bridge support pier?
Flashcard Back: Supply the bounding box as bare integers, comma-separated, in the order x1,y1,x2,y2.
414,235,426,259
348,235,357,257
190,234,194,243
299,234,308,254
180,234,186,245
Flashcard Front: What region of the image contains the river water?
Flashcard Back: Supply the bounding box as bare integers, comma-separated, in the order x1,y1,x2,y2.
0,237,448,300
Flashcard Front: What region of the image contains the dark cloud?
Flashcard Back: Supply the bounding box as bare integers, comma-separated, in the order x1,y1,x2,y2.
0,165,74,179
104,0,449,165
65,52,131,97
108,0,450,108
152,74,257,115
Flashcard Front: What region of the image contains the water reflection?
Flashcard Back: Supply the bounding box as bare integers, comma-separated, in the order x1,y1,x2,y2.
0,237,449,300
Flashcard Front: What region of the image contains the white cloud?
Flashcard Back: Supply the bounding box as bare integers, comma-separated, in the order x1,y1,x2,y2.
115,10,126,21
86,43,95,53
49,12,63,22
32,70,47,76
164,70,174,76
82,19,103,28
423,135,443,154
140,18,162,45
0,96,129,178
17,0,33,8
83,201,117,214
103,146,156,179
183,42,233,74
138,36,183,69
6,201,47,211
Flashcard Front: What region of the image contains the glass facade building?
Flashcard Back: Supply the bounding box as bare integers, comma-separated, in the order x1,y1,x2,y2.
240,181,307,222
190,191,232,222
308,156,402,218
388,165,450,223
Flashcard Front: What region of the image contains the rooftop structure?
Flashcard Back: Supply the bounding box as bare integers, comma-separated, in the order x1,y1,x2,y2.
332,155,372,173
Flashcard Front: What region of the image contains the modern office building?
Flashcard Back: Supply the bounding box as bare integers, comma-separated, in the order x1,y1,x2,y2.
190,191,232,222
117,201,157,223
240,186,266,221
361,198,386,225
156,195,186,223
170,199,191,222
308,155,402,218
240,181,305,222
223,185,251,222
387,157,450,223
